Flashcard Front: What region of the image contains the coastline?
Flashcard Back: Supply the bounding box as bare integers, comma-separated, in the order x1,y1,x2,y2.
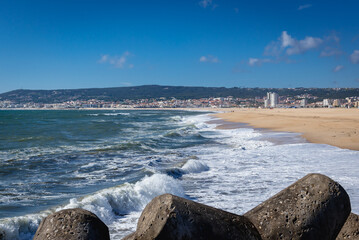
214,108,359,151
2,107,359,151
1,108,359,239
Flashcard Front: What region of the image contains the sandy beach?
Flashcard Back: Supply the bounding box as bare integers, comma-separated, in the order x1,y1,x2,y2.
215,108,359,151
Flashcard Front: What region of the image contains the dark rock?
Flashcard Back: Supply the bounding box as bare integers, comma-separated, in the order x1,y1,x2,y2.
244,173,351,240
33,208,110,240
337,213,359,239
123,193,262,240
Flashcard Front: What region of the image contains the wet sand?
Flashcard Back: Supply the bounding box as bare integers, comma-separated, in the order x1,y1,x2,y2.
214,108,359,151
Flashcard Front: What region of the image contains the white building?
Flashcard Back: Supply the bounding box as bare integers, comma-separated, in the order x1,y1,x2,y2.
323,99,331,107
264,92,279,108
270,92,279,107
300,99,307,107
264,99,270,108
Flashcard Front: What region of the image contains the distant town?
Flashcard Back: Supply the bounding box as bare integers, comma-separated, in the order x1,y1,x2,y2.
1,91,359,109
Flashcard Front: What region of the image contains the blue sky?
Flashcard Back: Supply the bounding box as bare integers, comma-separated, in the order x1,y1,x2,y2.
1,0,359,93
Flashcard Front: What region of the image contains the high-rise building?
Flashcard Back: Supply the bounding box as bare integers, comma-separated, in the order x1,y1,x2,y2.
265,92,279,108
270,92,278,107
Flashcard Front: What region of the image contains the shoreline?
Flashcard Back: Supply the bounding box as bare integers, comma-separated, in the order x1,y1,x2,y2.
214,108,359,151
2,107,359,151
0,107,216,111
212,118,308,146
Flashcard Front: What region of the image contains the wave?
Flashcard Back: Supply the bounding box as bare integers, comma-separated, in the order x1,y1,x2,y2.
93,141,147,152
103,113,130,116
87,113,130,117
165,159,209,179
0,212,48,240
0,174,183,240
181,159,209,173
183,114,217,131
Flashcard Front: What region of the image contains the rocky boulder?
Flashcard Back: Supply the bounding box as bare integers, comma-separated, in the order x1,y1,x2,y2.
337,213,359,239
244,173,351,240
33,208,110,240
123,193,261,240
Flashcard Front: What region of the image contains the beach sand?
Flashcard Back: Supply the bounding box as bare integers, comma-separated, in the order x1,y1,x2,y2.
214,108,359,151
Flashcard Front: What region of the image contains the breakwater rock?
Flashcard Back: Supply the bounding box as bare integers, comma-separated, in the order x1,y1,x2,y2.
33,208,110,240
337,213,359,239
123,194,261,240
34,173,354,240
244,173,351,240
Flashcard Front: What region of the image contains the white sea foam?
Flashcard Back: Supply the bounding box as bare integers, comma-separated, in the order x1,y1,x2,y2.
180,114,359,216
0,212,50,240
183,114,217,131
87,112,130,116
181,160,209,174
57,174,184,223
103,113,130,116
0,174,184,240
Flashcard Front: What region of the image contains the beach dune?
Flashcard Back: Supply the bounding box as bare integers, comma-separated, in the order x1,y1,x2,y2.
215,108,359,151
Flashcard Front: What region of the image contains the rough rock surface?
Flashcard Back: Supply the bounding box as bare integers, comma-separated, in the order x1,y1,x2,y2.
33,208,110,240
337,213,359,239
123,193,262,240
244,173,351,240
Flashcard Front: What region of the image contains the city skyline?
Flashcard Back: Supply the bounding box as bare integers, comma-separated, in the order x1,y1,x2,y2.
1,0,359,94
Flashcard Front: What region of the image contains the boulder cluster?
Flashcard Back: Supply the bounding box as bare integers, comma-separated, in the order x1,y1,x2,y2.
34,173,359,240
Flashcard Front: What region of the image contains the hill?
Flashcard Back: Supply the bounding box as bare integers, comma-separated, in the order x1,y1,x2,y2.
1,85,359,104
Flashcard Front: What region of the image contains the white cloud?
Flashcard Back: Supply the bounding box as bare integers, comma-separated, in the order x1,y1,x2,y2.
240,31,340,70
265,31,323,56
98,51,133,69
98,55,109,63
248,58,259,66
281,31,295,48
333,65,344,72
199,0,212,8
200,55,219,63
350,50,359,64
286,35,323,55
298,4,312,11
248,58,272,66
199,56,207,62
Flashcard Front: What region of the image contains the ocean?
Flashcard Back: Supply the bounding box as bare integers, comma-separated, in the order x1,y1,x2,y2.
0,110,358,239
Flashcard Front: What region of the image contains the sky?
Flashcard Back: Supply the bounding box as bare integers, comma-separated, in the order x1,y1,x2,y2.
0,0,359,93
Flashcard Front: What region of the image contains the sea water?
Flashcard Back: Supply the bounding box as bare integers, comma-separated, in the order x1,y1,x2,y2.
0,110,358,239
